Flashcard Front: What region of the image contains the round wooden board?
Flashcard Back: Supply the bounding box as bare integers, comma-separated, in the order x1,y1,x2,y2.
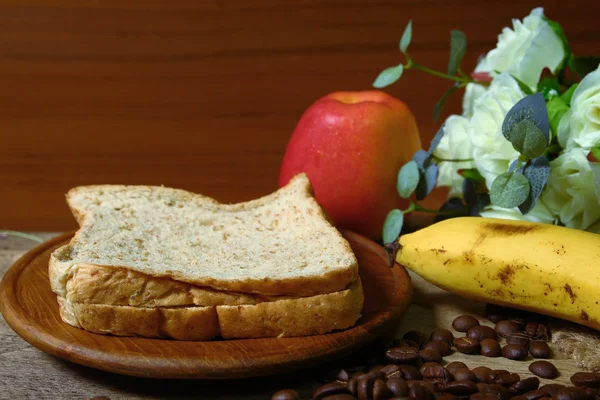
0,230,412,379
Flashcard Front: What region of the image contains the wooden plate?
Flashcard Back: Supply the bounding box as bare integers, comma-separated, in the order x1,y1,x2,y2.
0,230,412,379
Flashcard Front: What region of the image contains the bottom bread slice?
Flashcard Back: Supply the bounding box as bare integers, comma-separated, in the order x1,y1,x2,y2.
56,278,363,340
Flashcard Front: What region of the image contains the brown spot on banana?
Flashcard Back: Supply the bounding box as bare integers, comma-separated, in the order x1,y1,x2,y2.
564,283,577,304
495,264,526,284
482,222,540,235
581,310,589,321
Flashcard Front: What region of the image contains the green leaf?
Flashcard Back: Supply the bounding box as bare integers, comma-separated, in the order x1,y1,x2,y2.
433,83,459,121
447,30,466,76
382,209,404,245
412,149,428,168
546,96,570,135
518,156,551,214
427,124,446,157
501,72,533,95
490,171,530,209
590,146,600,162
538,77,561,100
561,84,579,105
397,161,420,198
573,55,600,79
415,163,438,200
502,93,550,154
457,168,484,182
373,64,404,88
399,20,412,54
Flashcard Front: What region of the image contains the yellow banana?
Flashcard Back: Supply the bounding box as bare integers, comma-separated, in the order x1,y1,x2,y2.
395,217,600,330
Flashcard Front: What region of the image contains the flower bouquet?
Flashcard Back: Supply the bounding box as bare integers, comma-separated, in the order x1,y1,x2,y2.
374,8,600,246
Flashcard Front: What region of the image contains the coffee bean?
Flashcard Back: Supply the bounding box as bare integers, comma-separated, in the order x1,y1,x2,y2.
386,346,419,364
502,344,528,360
89,397,110,400
313,382,351,400
386,377,409,397
335,369,351,382
452,368,477,382
347,379,358,396
379,364,401,378
321,395,355,400
446,361,468,374
478,383,512,400
436,394,458,400
403,330,429,347
584,387,599,399
454,337,480,354
472,367,493,383
529,361,559,379
356,370,386,382
422,340,452,357
480,338,501,357
467,325,498,341
555,387,588,400
494,373,520,387
570,372,600,388
420,362,451,384
372,379,390,400
397,364,422,380
525,322,550,341
485,304,509,323
520,389,551,400
506,334,531,349
430,328,454,344
470,393,500,400
509,377,540,395
539,384,566,397
453,315,480,332
419,348,442,363
357,375,375,400
495,320,521,337
406,380,435,391
409,383,435,400
350,371,364,379
529,341,552,359
391,338,415,348
439,380,478,395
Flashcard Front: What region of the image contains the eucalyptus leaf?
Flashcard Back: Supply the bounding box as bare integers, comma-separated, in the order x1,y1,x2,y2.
412,149,428,168
397,161,420,198
561,84,579,105
502,93,550,153
546,95,570,135
399,20,412,53
490,171,530,208
508,159,519,172
433,83,459,121
469,193,491,216
427,124,446,157
415,163,438,200
382,209,404,245
457,168,484,182
518,156,551,214
373,64,404,88
462,178,490,216
573,55,600,79
434,197,468,222
447,30,466,76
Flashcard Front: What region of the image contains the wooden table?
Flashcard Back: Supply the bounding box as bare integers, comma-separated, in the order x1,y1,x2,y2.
0,234,587,399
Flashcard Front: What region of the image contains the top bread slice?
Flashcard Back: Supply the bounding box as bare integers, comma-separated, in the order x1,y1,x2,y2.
49,173,358,298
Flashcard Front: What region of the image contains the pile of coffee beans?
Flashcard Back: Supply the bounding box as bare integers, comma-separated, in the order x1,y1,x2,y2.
271,304,600,400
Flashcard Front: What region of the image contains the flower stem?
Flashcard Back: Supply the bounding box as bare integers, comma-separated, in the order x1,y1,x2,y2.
408,61,477,84
405,201,467,217
0,231,44,243
432,155,474,163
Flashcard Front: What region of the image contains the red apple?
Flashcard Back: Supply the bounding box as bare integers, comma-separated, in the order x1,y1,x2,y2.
279,90,421,241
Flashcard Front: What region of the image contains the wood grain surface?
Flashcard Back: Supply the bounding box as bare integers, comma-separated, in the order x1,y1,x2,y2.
1,233,596,399
0,230,413,379
2,0,600,230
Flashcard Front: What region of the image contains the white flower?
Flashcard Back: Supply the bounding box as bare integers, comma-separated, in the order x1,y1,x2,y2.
463,58,490,118
541,148,600,230
476,8,565,90
468,73,524,190
479,199,555,224
433,115,475,197
563,64,600,149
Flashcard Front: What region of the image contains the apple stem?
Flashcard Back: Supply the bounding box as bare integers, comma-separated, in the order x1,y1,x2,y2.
0,230,44,243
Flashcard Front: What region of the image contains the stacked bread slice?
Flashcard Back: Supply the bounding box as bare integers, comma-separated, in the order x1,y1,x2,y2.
49,174,363,340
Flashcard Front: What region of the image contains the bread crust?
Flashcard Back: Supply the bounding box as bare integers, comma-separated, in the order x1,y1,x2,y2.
56,278,363,340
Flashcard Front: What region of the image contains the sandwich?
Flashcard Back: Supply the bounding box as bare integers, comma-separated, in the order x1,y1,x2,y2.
49,173,364,340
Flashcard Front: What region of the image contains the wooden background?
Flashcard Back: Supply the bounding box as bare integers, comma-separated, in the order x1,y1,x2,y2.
2,0,599,230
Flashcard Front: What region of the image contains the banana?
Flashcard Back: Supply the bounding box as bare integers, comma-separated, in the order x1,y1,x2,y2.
394,217,600,331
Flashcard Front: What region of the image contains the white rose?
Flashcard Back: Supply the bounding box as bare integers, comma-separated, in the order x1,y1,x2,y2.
476,8,565,90
468,73,524,190
541,148,600,230
564,64,600,149
479,199,555,224
462,58,490,118
433,115,475,197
